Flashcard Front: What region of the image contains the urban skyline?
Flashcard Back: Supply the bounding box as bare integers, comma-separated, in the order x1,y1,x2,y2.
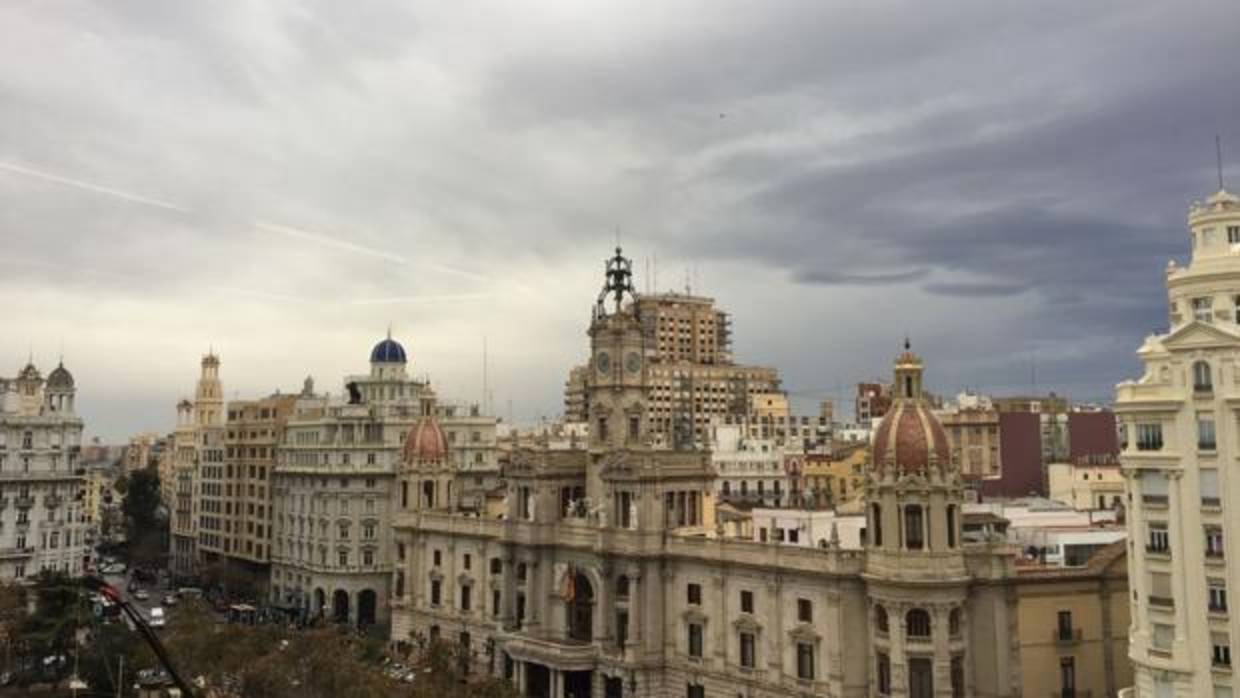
4,2,1240,442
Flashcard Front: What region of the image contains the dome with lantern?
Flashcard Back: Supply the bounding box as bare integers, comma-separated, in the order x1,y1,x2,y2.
403,416,448,465
871,342,952,476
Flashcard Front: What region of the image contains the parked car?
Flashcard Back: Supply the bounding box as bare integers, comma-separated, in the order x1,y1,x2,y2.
148,607,165,628
162,594,178,607
133,589,150,601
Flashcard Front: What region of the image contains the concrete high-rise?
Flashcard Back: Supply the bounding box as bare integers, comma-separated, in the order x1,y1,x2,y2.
563,269,782,448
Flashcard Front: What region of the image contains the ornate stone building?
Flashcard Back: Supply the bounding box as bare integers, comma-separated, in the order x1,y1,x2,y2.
390,250,1024,698
1116,186,1240,698
0,359,88,580
268,335,499,626
169,352,224,580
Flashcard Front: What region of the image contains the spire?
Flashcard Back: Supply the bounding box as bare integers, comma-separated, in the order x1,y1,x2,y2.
1218,134,1226,192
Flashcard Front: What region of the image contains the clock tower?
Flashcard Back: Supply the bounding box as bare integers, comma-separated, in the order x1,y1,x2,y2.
586,247,649,453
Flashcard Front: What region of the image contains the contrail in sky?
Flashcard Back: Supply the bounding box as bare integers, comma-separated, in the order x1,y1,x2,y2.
348,293,492,305
254,220,484,281
254,220,409,264
0,160,189,213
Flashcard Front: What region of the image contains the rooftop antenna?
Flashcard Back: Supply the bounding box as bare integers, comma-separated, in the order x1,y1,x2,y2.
1218,134,1226,191
653,253,659,293
684,266,691,295
482,336,489,415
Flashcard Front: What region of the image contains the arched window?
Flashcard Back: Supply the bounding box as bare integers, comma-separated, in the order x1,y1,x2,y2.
871,503,883,547
490,558,502,575
946,505,957,548
616,575,630,600
906,609,931,638
1194,360,1213,392
904,505,924,550
949,608,961,637
875,605,889,633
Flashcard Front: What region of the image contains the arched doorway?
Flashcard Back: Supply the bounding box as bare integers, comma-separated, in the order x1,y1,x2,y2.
358,589,377,626
333,589,349,623
567,573,594,642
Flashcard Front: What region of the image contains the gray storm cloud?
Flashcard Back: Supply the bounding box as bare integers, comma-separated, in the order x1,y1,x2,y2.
0,0,1236,439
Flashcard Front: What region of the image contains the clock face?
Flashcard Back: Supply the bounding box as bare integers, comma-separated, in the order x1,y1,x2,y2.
625,352,642,374
596,352,612,374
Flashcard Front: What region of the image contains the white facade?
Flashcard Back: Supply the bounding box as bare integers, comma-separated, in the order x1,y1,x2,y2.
748,508,866,549
0,360,88,580
269,336,498,626
710,424,795,505
1117,187,1240,698
1048,460,1125,511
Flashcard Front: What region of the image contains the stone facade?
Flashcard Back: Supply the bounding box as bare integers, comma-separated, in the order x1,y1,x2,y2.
0,359,88,580
391,250,1025,698
1116,187,1240,698
269,335,498,627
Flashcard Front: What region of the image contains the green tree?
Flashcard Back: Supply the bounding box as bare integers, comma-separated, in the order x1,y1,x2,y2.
14,570,89,685
123,468,163,567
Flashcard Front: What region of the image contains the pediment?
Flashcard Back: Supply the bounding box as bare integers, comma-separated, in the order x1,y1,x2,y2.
1160,321,1240,351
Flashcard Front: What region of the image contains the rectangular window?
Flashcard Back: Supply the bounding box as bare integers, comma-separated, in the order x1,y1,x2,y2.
1143,471,1169,503
1152,622,1174,651
338,550,348,566
1199,417,1217,450
797,598,813,623
492,590,501,617
1202,469,1221,506
516,593,526,624
951,655,964,698
1059,656,1076,693
687,583,701,606
1057,610,1074,640
877,652,891,694
616,610,628,648
1210,581,1228,612
1214,633,1232,667
460,585,471,611
739,632,756,668
464,554,471,570
1147,522,1170,553
1150,572,1174,607
796,642,814,680
431,580,442,606
740,590,754,614
687,685,705,698
1229,225,1240,244
433,549,441,566
1194,296,1215,323
688,623,703,658
1207,527,1226,558
1136,424,1164,451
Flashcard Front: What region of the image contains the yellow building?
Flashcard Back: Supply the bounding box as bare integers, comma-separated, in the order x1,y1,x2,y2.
1015,540,1131,698
801,442,867,509
941,408,1001,480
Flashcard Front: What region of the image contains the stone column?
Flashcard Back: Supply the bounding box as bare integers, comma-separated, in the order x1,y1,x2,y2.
766,578,783,678
889,601,908,698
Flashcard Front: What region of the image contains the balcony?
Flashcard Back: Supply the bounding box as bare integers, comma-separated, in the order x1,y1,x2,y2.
1053,628,1083,645
1148,595,1175,608
44,495,63,508
0,547,35,559
14,496,34,509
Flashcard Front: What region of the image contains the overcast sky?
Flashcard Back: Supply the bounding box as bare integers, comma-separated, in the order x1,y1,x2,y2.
2,1,1238,442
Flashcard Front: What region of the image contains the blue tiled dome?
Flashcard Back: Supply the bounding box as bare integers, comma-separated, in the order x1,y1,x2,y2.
370,337,407,363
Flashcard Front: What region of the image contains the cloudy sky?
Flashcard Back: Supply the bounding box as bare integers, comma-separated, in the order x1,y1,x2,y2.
2,1,1237,442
